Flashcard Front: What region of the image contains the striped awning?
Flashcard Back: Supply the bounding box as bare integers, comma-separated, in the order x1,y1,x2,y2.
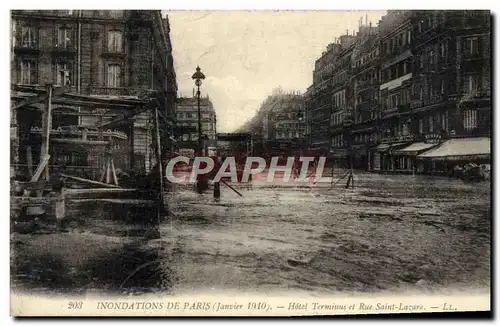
393,142,439,155
417,137,490,161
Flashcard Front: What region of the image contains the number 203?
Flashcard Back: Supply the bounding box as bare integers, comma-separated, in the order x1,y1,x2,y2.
68,301,83,309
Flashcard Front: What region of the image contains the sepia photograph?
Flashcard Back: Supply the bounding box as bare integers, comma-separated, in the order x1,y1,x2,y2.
8,7,492,317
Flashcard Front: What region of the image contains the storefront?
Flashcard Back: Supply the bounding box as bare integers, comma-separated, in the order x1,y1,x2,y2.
417,137,491,175
392,142,439,173
373,142,411,172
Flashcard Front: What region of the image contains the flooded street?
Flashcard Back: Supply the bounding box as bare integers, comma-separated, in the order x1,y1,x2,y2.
11,172,491,296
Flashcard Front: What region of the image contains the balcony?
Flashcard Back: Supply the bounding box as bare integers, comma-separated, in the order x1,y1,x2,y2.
463,51,486,62
383,106,398,115
398,103,411,113
85,87,143,97
356,79,376,92
410,99,423,109
379,134,415,144
52,42,76,56
101,48,126,59
425,94,448,106
14,40,40,54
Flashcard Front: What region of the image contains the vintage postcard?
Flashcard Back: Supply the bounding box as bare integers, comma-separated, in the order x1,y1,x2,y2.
9,9,491,317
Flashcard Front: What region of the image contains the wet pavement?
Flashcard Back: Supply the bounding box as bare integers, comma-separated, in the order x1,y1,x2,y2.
11,172,491,296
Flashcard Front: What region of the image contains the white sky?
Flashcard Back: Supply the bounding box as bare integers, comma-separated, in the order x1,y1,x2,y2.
166,10,386,132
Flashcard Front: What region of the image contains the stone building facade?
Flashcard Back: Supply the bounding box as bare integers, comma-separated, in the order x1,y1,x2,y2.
239,88,306,156
304,10,491,174
175,96,217,153
11,10,177,175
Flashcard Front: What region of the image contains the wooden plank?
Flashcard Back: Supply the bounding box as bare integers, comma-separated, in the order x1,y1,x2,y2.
60,93,148,106
111,159,119,186
105,158,111,184
38,84,53,182
51,98,138,109
154,106,165,218
60,173,121,188
30,154,50,183
22,181,51,191
13,84,70,110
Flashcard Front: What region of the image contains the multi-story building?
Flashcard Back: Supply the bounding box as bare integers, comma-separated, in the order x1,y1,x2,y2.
329,35,356,168
371,10,416,171
351,23,381,170
372,10,491,174
11,10,178,176
305,43,339,156
259,89,306,156
175,96,217,153
305,10,491,175
237,88,306,157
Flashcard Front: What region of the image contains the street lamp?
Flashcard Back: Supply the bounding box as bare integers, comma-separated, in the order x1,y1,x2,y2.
192,66,205,157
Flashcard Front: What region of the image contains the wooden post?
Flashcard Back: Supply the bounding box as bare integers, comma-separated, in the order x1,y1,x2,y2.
106,156,111,184
40,84,53,181
154,107,164,212
129,121,135,171
26,146,33,177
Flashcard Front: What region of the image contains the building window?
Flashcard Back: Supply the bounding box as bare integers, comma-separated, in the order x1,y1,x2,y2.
419,119,423,134
440,42,446,58
463,109,477,130
429,50,435,65
55,63,72,86
106,64,121,87
109,10,123,18
107,30,123,53
441,112,448,131
21,26,36,48
56,27,72,49
428,116,434,133
20,60,37,84
466,37,479,55
464,75,479,94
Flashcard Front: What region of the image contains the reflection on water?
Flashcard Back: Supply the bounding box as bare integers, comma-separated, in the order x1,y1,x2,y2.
12,239,176,295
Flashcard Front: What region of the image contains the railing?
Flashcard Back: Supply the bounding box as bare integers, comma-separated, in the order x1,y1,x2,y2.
30,126,128,140
53,42,77,53
410,99,423,109
463,52,485,61
84,87,142,97
379,134,414,144
14,40,39,51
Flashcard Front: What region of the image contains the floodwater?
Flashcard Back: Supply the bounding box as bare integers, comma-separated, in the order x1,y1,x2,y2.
11,172,491,296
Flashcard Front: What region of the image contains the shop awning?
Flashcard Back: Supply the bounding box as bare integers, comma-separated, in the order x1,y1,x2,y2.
393,142,438,155
375,143,391,152
375,142,409,153
417,137,490,161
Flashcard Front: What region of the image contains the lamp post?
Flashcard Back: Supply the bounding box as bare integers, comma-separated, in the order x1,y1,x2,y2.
192,66,205,157
192,66,207,193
